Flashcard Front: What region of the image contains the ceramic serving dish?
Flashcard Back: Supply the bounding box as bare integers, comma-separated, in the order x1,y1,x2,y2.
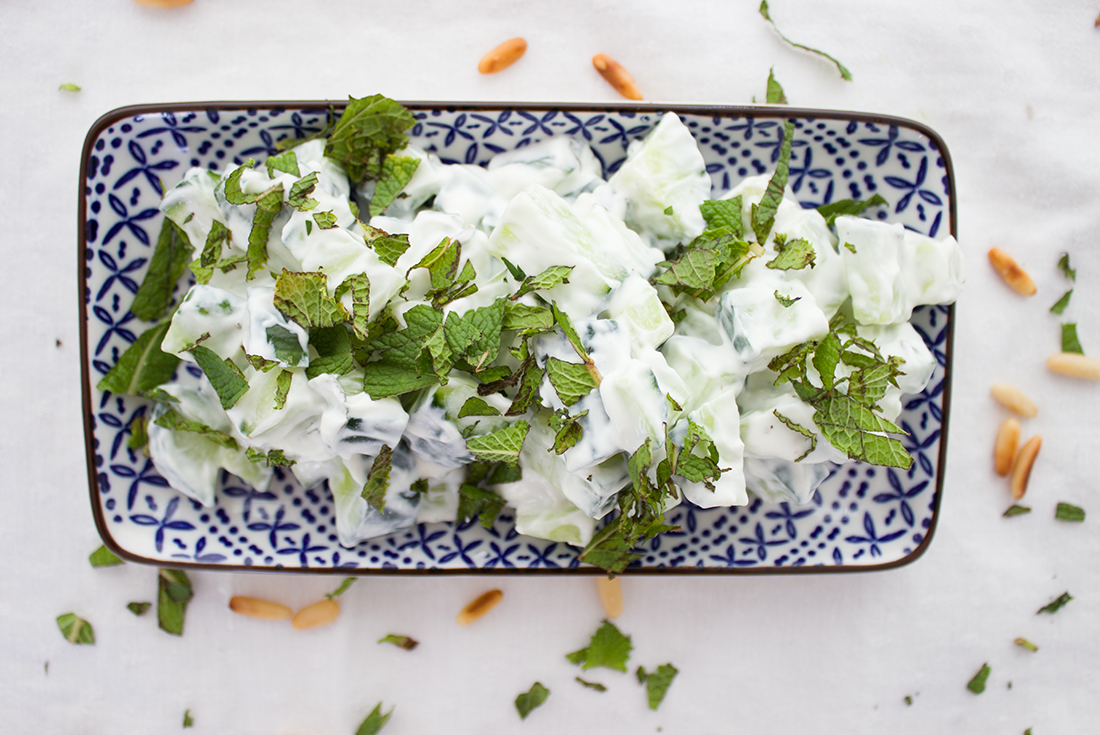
80,101,956,574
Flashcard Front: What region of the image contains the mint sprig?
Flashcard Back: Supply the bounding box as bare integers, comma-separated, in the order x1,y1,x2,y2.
325,94,416,183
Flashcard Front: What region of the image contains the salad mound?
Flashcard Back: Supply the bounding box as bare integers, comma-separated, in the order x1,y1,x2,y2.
99,96,964,573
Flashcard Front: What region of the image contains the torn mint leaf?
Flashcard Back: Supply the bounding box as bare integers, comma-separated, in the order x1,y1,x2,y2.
502,302,554,334
361,363,437,399
511,265,574,300
504,360,545,416
458,397,502,418
361,445,393,511
265,150,299,178
326,577,357,600
1055,502,1085,522
774,290,800,308
325,94,416,183
288,172,319,211
766,234,816,270
546,357,599,407
456,483,507,528
1050,289,1073,315
1058,252,1076,281
514,682,550,720
1062,323,1084,354
575,677,607,692
370,155,421,217
131,218,193,321
248,184,281,282
354,702,393,735
566,619,633,672
273,370,292,410
465,421,530,466
378,634,419,650
549,410,587,454
313,211,339,230
1037,592,1073,614
153,409,240,450
56,613,95,645
816,194,888,227
97,322,180,397
551,302,592,364
700,197,744,238
246,447,296,467
966,663,990,694
266,324,305,366
89,545,123,568
273,270,350,328
128,415,149,451
183,709,194,728
127,602,151,616
753,119,795,244
1003,504,1031,517
364,226,410,267
59,83,81,92
1014,637,1039,652
766,68,788,104
157,568,193,636
187,345,249,409
644,663,679,710
759,0,853,80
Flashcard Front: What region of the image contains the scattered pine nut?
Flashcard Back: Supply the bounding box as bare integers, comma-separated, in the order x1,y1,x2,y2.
291,599,341,630
478,37,527,74
1010,435,1042,500
1047,352,1100,380
592,54,643,101
228,596,292,621
596,576,623,619
990,382,1038,418
457,589,503,626
987,247,1036,296
131,0,194,7
994,417,1021,477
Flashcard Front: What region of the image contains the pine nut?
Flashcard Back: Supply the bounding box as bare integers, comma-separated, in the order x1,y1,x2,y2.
478,38,527,74
229,596,292,621
990,382,1038,418
592,54,643,101
1010,435,1042,500
456,589,503,626
994,417,1020,477
291,599,341,630
596,576,623,619
1047,352,1100,380
988,247,1036,296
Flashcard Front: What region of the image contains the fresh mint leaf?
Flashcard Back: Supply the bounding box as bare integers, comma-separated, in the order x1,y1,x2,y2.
636,666,649,684
700,197,744,238
1037,591,1073,614
653,230,757,300
567,620,633,672
1015,637,1039,652
288,172,319,212
807,392,911,468
500,257,527,281
59,83,81,92
575,677,607,692
816,194,888,227
458,396,502,418
154,408,239,449
265,150,299,178
97,322,180,397
766,68,788,104
187,345,250,409
759,0,853,80
128,415,149,451
511,265,574,300
338,273,372,341
157,568,193,636
515,682,550,720
465,421,530,466
663,206,674,215
502,302,554,334
505,360,545,416
222,159,259,204
552,303,596,368
266,324,305,366
56,613,95,645
313,211,339,230
361,363,437,399
966,663,990,694
127,602,151,616
766,234,816,270
89,545,123,567
549,410,587,454
247,183,283,281
1061,323,1084,355
672,421,724,489
1058,252,1076,281
363,226,410,267
644,663,679,710
355,702,393,735
326,578,357,600
273,370,292,410
183,709,194,728
361,445,393,511
273,270,350,328
1003,504,1031,517
369,155,421,217
456,483,507,528
246,447,296,467
131,218,193,321
325,94,416,183
408,237,461,293
378,634,419,650
546,357,599,407
753,120,795,244
1055,502,1085,522
774,290,800,308
1050,289,1073,315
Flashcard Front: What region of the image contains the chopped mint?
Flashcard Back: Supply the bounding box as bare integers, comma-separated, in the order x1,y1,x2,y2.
1037,591,1073,615
546,358,599,406
266,324,306,366
458,396,502,418
127,602,151,616
323,578,356,600
273,370,292,410
246,447,296,467
665,421,724,489
273,270,350,328
511,265,574,300
752,120,795,244
1055,502,1085,522
59,83,81,92
378,634,418,650
128,414,149,451
361,446,394,511
89,544,124,568
904,695,913,706
766,68,788,104
566,619,633,672
641,663,679,710
370,155,421,216
575,677,607,692
514,682,550,720
361,363,437,399
549,410,587,454
198,220,230,269
325,94,416,183
338,273,372,341
1003,504,1031,517
56,613,95,645
551,303,593,364
1050,289,1072,314
155,408,239,449
183,709,194,728
354,702,393,735
222,159,261,204
653,231,757,301
364,226,411,267
465,421,531,466
1014,637,1039,652
504,360,546,416
456,482,507,528
131,219,193,321
157,568,193,636
966,663,990,694
265,150,299,177
663,206,674,215
635,665,648,684
774,291,801,308
313,211,339,230
816,194,888,227
97,322,180,397
758,0,853,80
700,197,744,238
1058,252,1076,281
186,345,250,409
288,171,319,211
1061,323,1084,354
500,257,527,281
502,302,554,334
766,233,816,270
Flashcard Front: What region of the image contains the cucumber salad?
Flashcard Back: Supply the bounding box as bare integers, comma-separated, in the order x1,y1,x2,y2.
100,96,963,572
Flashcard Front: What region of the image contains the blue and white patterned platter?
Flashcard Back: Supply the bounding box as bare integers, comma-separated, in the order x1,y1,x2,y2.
80,102,956,575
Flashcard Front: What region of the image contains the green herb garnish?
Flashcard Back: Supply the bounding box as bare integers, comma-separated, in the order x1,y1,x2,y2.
816,194,888,227
361,445,393,511
1061,323,1084,355
56,613,95,645
766,68,788,104
575,677,607,692
273,270,350,329
1050,289,1073,315
637,663,679,710
131,219,193,321
1055,502,1085,522
186,345,250,409
370,155,421,216
966,663,990,694
89,545,123,568
59,83,81,92
97,322,180,396
514,682,550,720
326,578,357,600
1014,637,1039,652
566,619,633,672
1058,252,1076,281
758,1,852,80
127,602,152,616
1037,591,1073,615
355,702,393,735
325,94,417,183
465,421,531,466
157,568,193,636
1003,504,1031,517
378,634,418,650
182,709,194,728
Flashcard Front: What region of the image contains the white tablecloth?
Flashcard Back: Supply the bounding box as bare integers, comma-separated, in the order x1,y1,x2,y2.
2,1,1099,732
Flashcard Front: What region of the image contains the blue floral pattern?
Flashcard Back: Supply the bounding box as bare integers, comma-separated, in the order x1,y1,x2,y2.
82,104,954,572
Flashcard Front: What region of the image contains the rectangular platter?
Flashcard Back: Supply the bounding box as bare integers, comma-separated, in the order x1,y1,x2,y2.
80,101,956,574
